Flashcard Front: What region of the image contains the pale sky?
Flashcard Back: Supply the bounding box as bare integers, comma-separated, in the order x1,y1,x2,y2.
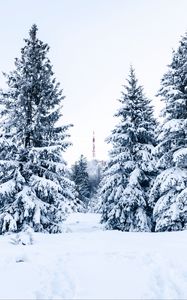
0,0,187,165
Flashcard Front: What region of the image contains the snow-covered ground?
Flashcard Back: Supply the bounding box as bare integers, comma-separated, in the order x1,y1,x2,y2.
0,213,187,299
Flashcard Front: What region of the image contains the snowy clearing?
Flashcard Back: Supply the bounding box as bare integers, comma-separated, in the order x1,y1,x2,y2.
0,213,187,299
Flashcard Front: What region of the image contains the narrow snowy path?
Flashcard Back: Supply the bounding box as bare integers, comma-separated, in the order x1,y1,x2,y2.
0,213,187,299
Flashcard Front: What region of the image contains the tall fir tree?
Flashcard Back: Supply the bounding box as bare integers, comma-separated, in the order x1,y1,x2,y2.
99,67,156,232
150,33,187,231
0,24,77,234
72,155,91,210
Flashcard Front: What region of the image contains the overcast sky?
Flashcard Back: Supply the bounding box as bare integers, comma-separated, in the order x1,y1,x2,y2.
0,0,187,164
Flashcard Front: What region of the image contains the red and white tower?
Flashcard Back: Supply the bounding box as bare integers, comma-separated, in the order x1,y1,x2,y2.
92,131,96,159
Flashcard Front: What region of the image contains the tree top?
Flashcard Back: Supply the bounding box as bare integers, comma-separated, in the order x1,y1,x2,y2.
29,24,38,41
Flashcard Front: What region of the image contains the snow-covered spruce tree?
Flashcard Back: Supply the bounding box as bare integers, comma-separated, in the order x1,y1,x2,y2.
150,33,187,232
99,67,156,231
87,160,104,212
87,160,102,197
72,155,91,210
0,24,77,234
